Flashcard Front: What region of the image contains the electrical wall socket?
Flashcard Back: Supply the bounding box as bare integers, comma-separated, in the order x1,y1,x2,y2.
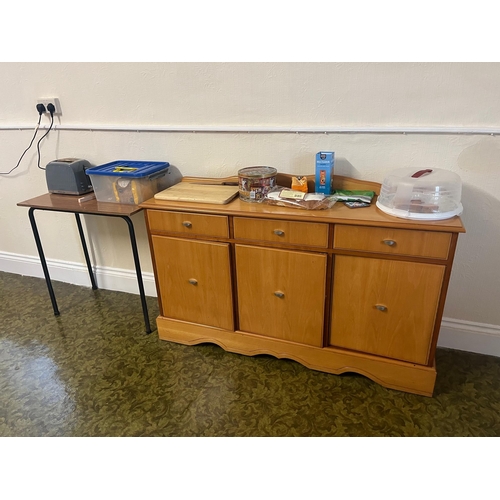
36,97,62,115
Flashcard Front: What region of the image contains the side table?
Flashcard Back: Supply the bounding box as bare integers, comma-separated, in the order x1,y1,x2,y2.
17,193,152,334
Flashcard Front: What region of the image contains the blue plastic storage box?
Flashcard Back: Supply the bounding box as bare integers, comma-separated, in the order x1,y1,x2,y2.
87,160,170,204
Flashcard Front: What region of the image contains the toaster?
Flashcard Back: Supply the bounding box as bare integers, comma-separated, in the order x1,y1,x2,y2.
45,158,94,195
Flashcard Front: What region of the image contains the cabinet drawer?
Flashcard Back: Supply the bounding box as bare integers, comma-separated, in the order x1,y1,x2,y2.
234,217,329,248
334,225,451,259
147,210,229,238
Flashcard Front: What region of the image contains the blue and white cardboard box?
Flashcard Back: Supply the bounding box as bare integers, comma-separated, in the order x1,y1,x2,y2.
315,152,335,195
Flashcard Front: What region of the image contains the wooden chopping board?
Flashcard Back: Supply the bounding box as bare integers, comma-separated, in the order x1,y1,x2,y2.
154,183,240,205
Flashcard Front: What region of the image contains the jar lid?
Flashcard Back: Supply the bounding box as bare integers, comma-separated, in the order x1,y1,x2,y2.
238,166,277,178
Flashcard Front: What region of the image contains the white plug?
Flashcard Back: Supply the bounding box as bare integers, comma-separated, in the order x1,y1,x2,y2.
36,98,62,115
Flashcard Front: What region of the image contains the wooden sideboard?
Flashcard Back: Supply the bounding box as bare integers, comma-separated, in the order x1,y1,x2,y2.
141,175,465,396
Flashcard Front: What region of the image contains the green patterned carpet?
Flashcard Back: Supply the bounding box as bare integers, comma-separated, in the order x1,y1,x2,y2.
1,270,500,437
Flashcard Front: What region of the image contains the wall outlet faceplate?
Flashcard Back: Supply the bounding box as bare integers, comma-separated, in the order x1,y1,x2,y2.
36,97,62,115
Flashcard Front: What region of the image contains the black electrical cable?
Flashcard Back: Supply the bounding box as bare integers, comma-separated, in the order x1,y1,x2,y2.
0,113,43,175
37,106,55,171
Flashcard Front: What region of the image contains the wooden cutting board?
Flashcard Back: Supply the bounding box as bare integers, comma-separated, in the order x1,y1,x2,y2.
154,183,240,205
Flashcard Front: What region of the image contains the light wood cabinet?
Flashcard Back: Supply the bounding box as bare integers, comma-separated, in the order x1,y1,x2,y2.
142,175,465,396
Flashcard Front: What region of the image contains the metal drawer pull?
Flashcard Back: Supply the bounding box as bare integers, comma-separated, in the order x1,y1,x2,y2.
382,239,396,246
375,304,388,312
188,279,198,285
183,221,192,228
274,291,285,298
273,229,285,236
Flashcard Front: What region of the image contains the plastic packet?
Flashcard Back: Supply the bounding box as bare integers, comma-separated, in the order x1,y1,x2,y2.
291,176,308,193
334,190,375,203
345,201,371,209
264,187,337,210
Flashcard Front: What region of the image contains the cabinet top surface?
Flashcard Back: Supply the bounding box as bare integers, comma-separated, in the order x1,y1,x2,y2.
140,176,465,233
141,195,464,233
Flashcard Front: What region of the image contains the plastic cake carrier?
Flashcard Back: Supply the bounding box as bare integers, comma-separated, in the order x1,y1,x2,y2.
376,168,463,220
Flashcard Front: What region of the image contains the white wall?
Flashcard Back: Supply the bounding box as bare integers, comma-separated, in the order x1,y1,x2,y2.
1,62,500,353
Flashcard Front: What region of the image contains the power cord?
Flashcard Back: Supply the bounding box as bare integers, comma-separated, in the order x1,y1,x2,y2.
37,103,55,171
0,104,46,175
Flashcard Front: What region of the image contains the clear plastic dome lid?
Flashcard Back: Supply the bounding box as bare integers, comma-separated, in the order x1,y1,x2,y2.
376,168,463,220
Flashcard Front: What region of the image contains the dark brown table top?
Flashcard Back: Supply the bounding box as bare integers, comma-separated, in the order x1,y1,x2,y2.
17,193,143,217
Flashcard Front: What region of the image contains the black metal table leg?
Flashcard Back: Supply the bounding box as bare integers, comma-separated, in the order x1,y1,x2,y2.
75,213,98,290
28,208,60,316
121,215,152,334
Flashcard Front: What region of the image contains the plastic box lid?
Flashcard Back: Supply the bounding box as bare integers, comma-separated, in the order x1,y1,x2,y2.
86,160,170,178
376,167,463,220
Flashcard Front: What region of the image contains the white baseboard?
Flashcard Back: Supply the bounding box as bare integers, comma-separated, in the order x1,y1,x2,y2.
2,251,500,357
0,250,157,297
438,318,500,357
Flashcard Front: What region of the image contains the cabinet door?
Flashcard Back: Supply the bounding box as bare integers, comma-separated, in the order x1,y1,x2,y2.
235,245,327,347
152,236,234,330
330,256,445,364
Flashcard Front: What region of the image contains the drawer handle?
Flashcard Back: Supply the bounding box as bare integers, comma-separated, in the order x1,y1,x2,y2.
274,291,285,299
375,304,388,312
183,221,193,228
273,229,285,236
188,279,198,286
382,239,396,247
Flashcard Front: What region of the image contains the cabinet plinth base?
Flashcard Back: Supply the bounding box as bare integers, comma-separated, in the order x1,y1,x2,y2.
157,316,437,397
